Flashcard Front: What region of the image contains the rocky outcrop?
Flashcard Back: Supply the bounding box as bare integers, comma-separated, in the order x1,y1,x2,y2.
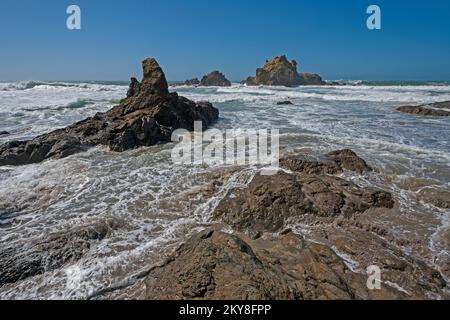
212,150,385,236
0,58,219,166
126,77,141,98
145,229,446,300
397,101,450,117
245,55,325,87
200,71,231,87
276,101,294,105
143,150,447,300
281,149,372,175
213,171,393,236
183,78,200,86
0,221,114,285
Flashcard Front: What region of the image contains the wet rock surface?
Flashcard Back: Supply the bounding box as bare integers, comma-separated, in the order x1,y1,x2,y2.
397,101,450,117
213,170,393,236
141,149,448,300
0,221,113,285
245,55,325,87
281,149,372,175
200,71,231,87
144,229,445,300
0,58,219,166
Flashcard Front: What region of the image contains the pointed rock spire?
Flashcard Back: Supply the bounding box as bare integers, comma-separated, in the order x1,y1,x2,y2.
141,58,169,96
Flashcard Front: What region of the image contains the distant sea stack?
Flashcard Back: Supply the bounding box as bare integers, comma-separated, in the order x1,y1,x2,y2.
184,78,200,86
0,58,219,166
244,55,325,87
200,71,232,87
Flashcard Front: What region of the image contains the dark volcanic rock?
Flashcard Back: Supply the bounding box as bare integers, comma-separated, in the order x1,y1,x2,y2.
276,100,294,105
200,71,231,87
245,55,325,87
397,101,450,117
0,221,112,285
145,229,423,300
0,58,219,166
184,78,200,86
213,170,393,236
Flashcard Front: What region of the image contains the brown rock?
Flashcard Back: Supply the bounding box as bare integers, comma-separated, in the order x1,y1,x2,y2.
326,149,372,174
417,188,450,209
213,170,393,236
245,55,325,87
126,77,141,98
200,71,231,87
144,229,418,300
0,58,219,166
281,149,372,175
397,101,450,117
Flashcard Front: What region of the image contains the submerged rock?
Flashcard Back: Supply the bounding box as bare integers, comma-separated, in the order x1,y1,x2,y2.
0,131,10,136
276,100,294,105
281,149,372,175
145,229,441,300
245,55,325,87
200,71,231,87
0,58,219,166
0,221,113,285
397,101,450,117
184,78,200,86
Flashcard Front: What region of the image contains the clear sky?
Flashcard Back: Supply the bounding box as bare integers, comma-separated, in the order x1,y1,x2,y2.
1,0,449,81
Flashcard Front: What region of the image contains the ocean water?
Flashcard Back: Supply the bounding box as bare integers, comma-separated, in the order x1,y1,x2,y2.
0,80,449,299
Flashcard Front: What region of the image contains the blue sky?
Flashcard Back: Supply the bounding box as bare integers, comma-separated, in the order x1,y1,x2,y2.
1,0,449,81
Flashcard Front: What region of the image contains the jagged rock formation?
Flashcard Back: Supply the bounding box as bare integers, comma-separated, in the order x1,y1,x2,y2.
245,55,325,87
145,229,446,300
213,150,383,237
142,149,448,300
397,101,450,117
183,78,200,86
200,71,231,87
126,77,141,98
0,58,219,166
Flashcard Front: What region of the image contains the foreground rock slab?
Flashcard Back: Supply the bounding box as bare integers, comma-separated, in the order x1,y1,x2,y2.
0,58,219,166
397,101,450,117
145,229,444,300
244,55,325,87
